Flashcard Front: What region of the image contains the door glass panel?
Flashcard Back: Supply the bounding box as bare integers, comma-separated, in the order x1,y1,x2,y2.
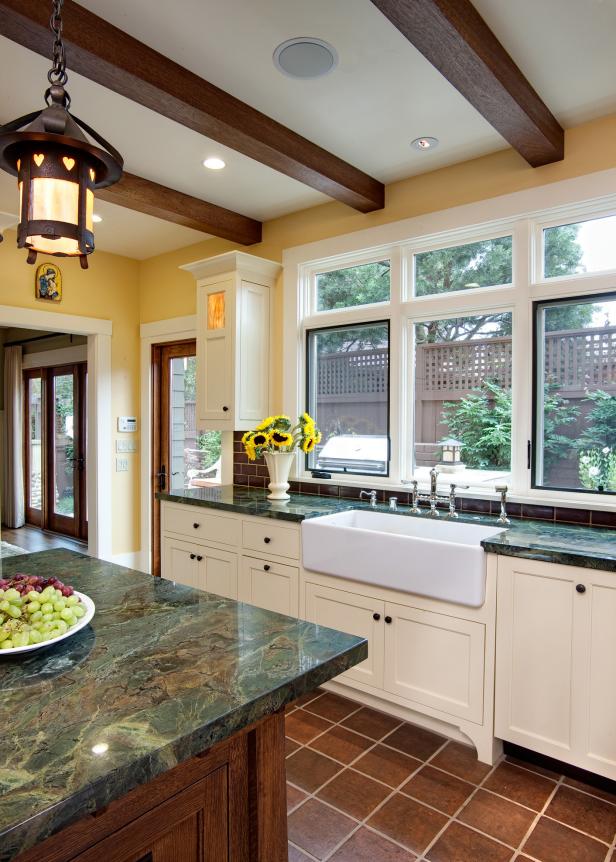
27,377,42,512
53,373,75,518
170,355,221,489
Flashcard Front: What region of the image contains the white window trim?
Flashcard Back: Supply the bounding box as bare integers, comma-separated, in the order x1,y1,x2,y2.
282,169,616,510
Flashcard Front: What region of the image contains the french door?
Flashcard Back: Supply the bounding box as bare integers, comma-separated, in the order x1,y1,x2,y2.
24,363,88,540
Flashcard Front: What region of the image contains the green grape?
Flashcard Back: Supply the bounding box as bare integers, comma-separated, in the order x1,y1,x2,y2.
0,627,10,644
12,631,29,648
42,612,54,622
30,610,43,622
39,621,52,633
66,595,79,607
4,588,21,603
0,640,14,650
27,601,41,614
41,602,54,614
0,600,10,613
73,605,85,619
28,629,43,644
53,599,66,612
6,605,21,619
60,608,75,623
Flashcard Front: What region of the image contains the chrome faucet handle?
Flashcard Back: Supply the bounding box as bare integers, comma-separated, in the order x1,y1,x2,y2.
494,484,510,525
446,483,469,519
389,496,398,511
360,489,378,508
404,479,421,514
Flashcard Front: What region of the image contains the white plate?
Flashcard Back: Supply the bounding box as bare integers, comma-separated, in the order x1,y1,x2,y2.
0,590,95,655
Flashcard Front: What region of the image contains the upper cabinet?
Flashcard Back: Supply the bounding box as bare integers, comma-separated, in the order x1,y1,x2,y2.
182,252,282,430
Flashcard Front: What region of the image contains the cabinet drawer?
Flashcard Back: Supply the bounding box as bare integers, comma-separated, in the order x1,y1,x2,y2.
242,520,299,560
162,502,240,547
240,556,299,617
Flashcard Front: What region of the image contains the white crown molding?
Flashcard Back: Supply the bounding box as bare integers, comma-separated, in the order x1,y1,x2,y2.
180,250,282,285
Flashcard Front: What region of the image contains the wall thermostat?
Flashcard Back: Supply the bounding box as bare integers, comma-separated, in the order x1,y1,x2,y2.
118,416,137,433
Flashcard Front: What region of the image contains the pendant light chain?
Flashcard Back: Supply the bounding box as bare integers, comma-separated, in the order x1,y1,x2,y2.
47,0,68,90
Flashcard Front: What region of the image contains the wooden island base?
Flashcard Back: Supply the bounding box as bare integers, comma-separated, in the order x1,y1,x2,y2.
15,710,288,862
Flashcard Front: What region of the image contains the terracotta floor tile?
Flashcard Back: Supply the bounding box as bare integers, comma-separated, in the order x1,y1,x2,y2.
286,709,333,744
329,826,417,861
287,783,308,814
288,798,357,861
522,816,608,862
431,741,492,784
310,725,373,764
286,747,343,793
401,765,474,815
317,768,391,820
458,789,536,847
483,761,557,810
341,707,402,740
354,743,421,788
367,792,448,854
288,844,314,862
286,738,301,758
384,723,445,761
545,785,616,843
425,821,513,862
564,776,616,805
304,692,360,723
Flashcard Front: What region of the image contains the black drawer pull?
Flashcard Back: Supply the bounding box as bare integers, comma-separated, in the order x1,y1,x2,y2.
576,584,586,594
189,553,196,560
373,612,381,621
264,564,271,571
263,536,271,544
384,616,393,624
196,555,203,562
193,522,200,529
222,406,229,412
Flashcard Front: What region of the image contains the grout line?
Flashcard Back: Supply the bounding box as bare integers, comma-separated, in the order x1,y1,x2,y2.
508,774,565,861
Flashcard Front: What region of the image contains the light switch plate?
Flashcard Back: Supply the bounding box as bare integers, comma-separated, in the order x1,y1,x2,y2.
116,457,129,472
116,439,137,453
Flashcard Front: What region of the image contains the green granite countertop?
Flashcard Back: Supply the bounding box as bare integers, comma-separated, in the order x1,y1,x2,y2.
0,549,366,862
159,486,616,572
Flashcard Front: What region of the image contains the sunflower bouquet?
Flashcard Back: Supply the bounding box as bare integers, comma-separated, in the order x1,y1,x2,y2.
242,413,322,461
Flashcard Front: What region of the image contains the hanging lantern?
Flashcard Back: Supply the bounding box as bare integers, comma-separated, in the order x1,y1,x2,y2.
0,0,122,269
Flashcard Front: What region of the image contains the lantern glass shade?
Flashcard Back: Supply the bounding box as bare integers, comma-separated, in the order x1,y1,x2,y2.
19,175,94,256
441,438,463,464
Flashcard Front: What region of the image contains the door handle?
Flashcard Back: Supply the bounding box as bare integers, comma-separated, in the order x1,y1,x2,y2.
155,465,167,491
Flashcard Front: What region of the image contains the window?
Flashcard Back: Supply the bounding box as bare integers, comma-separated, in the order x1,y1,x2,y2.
414,313,513,484
544,215,616,279
316,260,390,311
414,235,512,297
534,293,616,494
306,322,389,475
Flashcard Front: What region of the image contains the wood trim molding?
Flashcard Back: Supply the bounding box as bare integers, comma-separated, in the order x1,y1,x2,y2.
370,0,564,167
0,0,385,213
97,172,262,246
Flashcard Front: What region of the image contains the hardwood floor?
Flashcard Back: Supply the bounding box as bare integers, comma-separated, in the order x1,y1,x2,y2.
1,524,87,554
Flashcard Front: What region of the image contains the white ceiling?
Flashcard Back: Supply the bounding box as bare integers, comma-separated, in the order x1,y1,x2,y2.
0,0,614,260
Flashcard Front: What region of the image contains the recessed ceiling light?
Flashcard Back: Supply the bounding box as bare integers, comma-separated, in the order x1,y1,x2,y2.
203,157,226,170
273,38,338,79
411,137,439,152
92,213,103,223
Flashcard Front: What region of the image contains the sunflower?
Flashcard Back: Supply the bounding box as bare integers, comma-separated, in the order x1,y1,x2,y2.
301,435,317,453
256,416,275,431
241,430,254,444
270,431,293,448
245,440,256,461
252,431,270,447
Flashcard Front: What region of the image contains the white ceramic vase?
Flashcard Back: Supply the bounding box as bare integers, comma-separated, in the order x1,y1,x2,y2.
264,451,295,501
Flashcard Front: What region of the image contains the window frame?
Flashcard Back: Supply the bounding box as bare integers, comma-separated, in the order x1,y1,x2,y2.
305,319,391,478
284,186,616,508
531,290,616,497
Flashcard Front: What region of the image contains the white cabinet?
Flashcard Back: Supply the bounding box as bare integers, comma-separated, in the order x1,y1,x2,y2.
495,557,616,780
384,602,485,724
239,556,299,617
182,252,281,431
161,535,238,599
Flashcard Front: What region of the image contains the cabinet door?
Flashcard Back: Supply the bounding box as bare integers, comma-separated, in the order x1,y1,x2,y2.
383,602,485,723
574,570,616,775
199,545,238,600
161,535,201,589
239,556,298,616
304,581,384,689
495,558,578,758
237,280,270,426
197,278,234,426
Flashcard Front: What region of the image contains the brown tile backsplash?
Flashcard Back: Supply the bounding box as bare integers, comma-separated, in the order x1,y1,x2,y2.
232,432,615,528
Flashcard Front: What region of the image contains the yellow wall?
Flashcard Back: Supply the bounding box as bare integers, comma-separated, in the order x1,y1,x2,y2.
0,233,141,556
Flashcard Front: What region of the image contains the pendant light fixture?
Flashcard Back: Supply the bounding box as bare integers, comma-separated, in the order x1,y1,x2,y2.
0,0,123,268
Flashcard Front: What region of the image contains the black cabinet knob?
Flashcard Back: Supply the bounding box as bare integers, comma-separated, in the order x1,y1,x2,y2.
264,537,271,544
189,553,196,560
264,564,271,571
193,523,200,529
384,615,393,624
222,406,229,412
373,612,381,621
576,584,586,594
196,555,203,562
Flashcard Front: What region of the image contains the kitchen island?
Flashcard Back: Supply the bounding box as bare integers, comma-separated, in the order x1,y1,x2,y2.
0,549,366,862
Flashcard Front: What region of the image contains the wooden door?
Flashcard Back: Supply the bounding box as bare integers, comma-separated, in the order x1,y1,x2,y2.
239,556,299,616
304,581,385,689
23,364,87,540
383,601,485,723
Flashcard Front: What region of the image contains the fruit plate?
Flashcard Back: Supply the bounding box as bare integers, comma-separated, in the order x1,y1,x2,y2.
0,591,95,656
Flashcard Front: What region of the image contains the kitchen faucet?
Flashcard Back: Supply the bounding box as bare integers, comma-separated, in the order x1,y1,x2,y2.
404,467,468,517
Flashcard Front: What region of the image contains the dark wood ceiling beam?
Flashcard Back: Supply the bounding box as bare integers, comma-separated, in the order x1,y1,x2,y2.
370,0,564,167
97,172,262,246
0,0,384,212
